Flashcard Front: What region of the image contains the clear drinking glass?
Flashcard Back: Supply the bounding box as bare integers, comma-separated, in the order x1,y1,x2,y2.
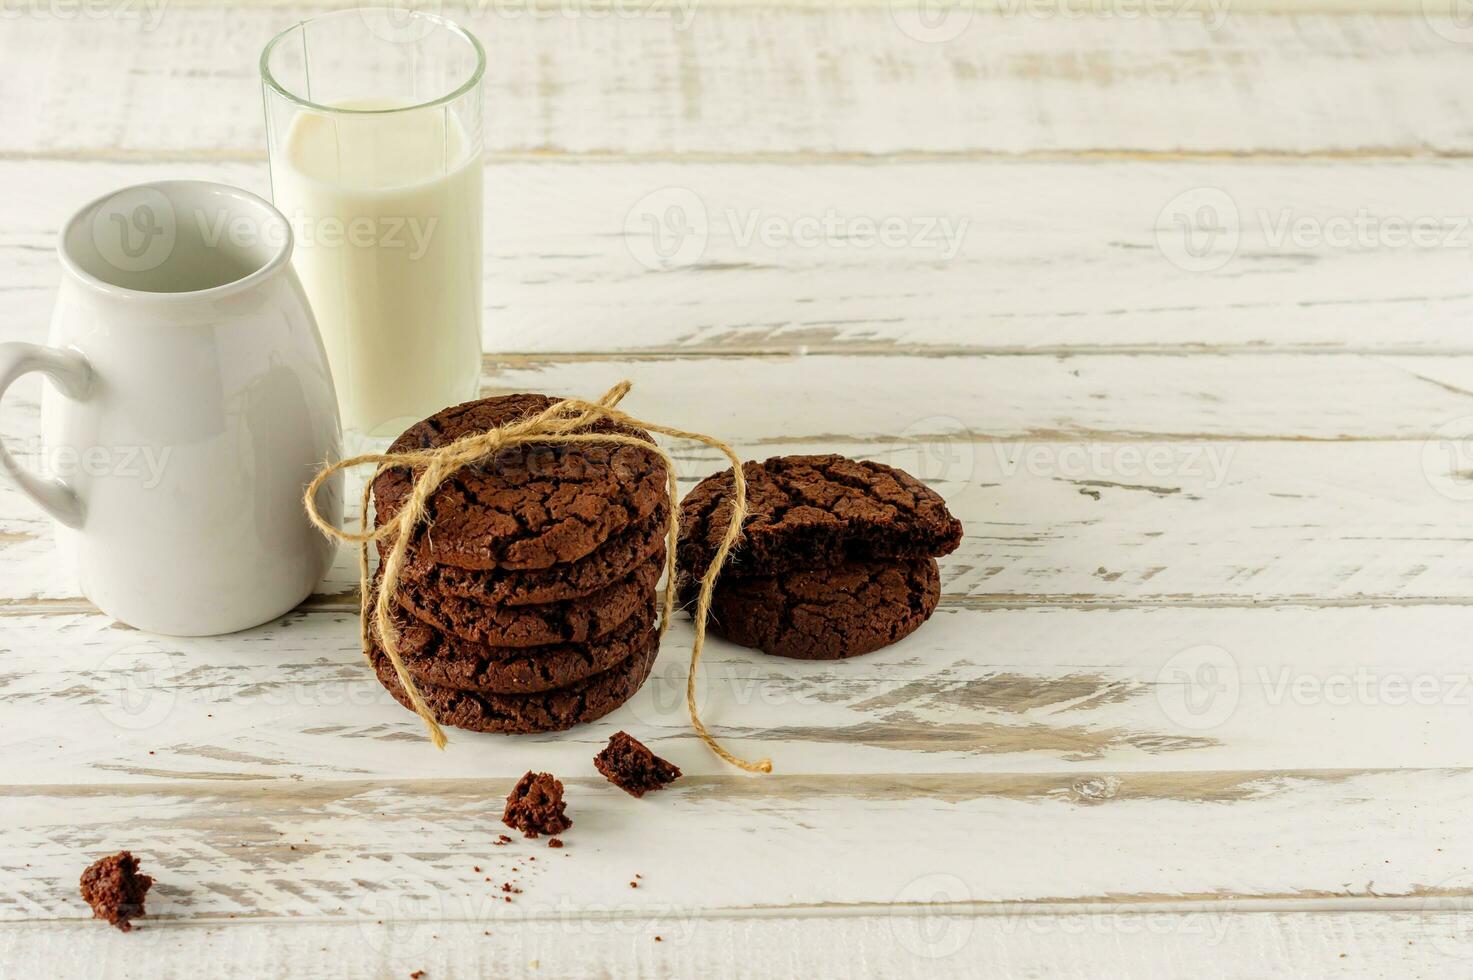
261,9,485,437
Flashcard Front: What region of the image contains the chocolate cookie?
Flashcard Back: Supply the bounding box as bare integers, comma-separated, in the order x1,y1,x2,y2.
373,394,668,571
371,627,660,734
678,455,962,580
684,557,941,660
377,597,657,694
396,505,669,608
392,559,661,647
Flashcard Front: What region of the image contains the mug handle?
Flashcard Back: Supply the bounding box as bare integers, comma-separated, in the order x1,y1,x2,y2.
0,342,93,529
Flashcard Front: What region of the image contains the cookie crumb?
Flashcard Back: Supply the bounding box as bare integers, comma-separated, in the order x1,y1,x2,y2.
80,851,153,932
655,936,663,942
502,772,572,838
548,838,563,849
410,972,425,979
594,732,682,798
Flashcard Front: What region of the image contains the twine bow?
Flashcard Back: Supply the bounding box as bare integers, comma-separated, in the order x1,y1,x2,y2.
303,381,772,774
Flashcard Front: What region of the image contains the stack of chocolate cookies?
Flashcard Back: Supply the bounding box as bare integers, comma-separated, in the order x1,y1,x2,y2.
367,394,670,733
677,455,962,660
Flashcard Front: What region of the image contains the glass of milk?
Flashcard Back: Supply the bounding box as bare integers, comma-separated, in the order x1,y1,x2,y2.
261,9,485,437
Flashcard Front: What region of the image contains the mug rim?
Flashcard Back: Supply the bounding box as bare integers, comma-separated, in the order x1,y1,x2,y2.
59,180,295,303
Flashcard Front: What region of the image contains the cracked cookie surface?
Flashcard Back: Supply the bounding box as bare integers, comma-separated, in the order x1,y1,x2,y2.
681,557,940,660
391,559,660,648
373,393,668,571
396,505,669,608
677,454,962,580
371,627,659,733
377,593,657,694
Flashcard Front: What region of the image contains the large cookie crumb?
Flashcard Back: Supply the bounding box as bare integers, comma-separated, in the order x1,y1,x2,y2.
502,772,572,838
594,731,682,798
80,851,153,932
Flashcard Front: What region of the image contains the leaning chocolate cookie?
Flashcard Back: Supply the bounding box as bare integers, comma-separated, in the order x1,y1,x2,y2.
677,454,962,579
682,558,941,660
371,628,659,734
373,393,668,571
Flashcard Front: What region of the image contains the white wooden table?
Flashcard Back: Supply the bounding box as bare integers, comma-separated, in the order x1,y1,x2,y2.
6,2,1473,976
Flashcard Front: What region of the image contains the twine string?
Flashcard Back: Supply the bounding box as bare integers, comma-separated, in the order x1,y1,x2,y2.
303,382,772,773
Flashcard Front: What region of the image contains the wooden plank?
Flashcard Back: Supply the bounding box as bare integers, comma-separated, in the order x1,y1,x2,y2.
8,604,1473,780
5,340,1473,605
7,292,1473,446
4,766,1473,919
5,9,1473,160
4,435,1473,608
7,158,1473,356
4,909,1472,980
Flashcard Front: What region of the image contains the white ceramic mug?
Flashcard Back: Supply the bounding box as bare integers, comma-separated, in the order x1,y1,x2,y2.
0,180,343,635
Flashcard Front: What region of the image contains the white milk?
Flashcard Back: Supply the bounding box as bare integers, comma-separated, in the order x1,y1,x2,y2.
271,99,482,435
